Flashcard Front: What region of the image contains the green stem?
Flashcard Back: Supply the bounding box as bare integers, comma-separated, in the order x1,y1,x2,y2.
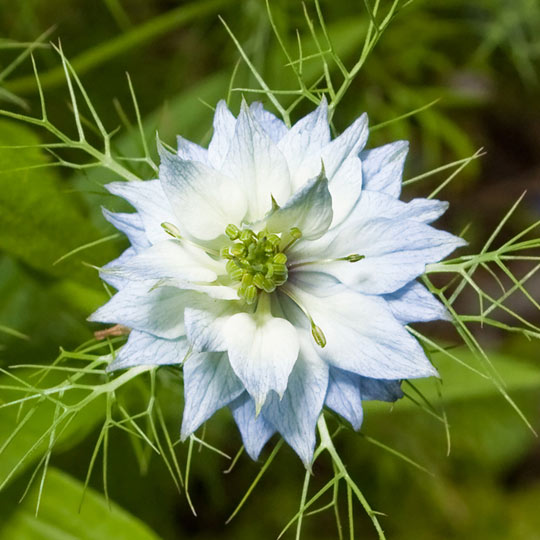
317,414,386,540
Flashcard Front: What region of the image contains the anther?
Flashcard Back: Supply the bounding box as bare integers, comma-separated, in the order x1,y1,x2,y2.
311,323,327,348
161,222,182,239
344,254,365,262
225,223,240,240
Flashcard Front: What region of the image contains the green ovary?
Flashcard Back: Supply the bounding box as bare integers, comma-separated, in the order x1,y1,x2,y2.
221,223,298,304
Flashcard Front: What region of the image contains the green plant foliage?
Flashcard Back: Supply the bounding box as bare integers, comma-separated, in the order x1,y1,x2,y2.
0,467,161,539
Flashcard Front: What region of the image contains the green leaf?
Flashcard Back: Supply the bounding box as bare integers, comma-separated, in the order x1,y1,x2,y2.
0,467,161,540
0,119,119,284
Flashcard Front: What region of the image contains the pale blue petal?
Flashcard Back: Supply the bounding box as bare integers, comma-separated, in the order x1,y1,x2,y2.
176,135,209,163
105,180,175,244
158,144,247,241
320,113,369,179
359,376,403,402
184,297,241,352
326,155,363,227
266,169,333,241
326,367,403,430
325,367,364,430
384,281,450,324
208,100,236,169
249,102,288,142
230,393,275,460
261,335,328,467
287,284,438,380
102,208,150,253
101,239,219,284
108,331,188,371
277,98,330,189
222,102,292,220
292,218,466,294
360,140,408,198
344,190,448,225
181,352,244,439
100,247,137,290
89,280,188,339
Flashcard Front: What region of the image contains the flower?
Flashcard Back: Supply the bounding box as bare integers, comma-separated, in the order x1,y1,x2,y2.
90,99,465,466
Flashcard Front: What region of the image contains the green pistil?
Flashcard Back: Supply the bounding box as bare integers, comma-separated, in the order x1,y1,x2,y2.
223,224,295,303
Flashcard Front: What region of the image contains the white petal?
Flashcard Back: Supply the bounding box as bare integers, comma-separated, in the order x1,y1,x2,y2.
326,155,363,227
101,239,219,285
277,98,330,189
266,169,333,241
108,331,188,371
89,280,188,339
158,145,247,241
224,308,300,409
102,208,150,253
181,352,244,439
177,135,209,163
184,297,242,352
249,102,288,142
261,333,328,467
360,140,408,198
286,284,438,380
384,281,450,324
208,100,237,169
223,102,292,220
106,180,175,244
230,393,275,460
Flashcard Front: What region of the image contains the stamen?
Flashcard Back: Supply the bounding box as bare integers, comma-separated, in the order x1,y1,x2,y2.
281,288,327,349
288,253,365,270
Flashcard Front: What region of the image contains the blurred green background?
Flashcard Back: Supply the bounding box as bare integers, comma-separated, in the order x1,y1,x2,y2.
0,1,539,538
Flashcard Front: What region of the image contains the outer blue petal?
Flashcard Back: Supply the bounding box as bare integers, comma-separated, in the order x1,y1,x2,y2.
181,352,244,439
325,367,364,430
261,335,329,467
360,140,408,198
108,331,188,371
105,180,175,244
100,247,137,290
89,280,188,339
176,135,209,163
384,281,450,324
326,367,403,430
230,393,276,460
102,208,150,253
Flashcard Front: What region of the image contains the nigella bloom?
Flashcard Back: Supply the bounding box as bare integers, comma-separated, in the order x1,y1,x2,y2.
90,99,465,465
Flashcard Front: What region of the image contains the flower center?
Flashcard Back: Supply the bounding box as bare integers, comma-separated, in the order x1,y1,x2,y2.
221,224,301,304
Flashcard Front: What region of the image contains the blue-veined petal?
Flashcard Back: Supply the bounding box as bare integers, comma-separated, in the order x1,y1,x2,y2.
360,140,408,197
230,393,276,460
224,305,300,410
208,100,237,169
102,208,149,253
384,280,450,324
108,331,188,371
181,351,244,439
286,284,438,380
105,180,175,244
89,280,189,339
158,144,247,241
266,169,333,241
261,333,328,467
250,102,288,143
223,102,292,220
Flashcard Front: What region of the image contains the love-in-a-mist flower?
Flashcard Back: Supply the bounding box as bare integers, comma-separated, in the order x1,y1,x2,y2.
90,99,465,466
